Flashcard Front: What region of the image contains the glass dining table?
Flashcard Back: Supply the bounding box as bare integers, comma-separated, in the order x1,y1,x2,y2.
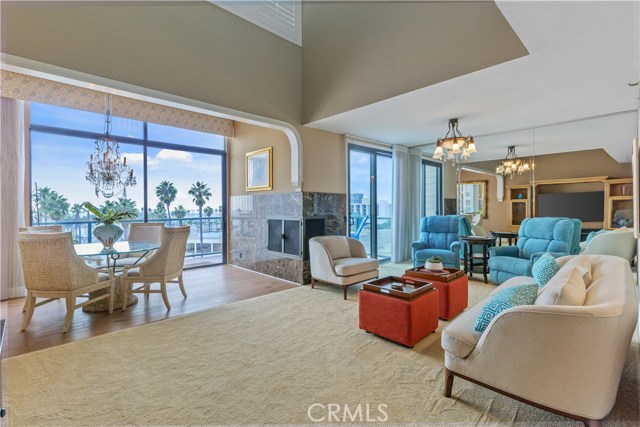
75,241,161,312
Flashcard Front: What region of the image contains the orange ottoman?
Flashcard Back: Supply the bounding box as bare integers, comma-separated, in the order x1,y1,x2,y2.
404,268,468,320
358,287,439,347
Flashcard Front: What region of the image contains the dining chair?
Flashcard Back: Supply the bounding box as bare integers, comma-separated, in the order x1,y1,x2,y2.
18,225,63,233
17,231,115,333
117,222,165,267
120,226,190,310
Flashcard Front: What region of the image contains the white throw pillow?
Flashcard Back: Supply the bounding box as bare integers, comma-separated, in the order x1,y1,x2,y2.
535,266,587,306
562,255,592,286
323,237,351,260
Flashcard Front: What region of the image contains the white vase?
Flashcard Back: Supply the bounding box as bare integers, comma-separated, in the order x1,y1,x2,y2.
425,261,444,271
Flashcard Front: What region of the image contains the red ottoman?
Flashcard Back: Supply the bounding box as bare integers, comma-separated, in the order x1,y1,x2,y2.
404,268,468,320
358,287,439,347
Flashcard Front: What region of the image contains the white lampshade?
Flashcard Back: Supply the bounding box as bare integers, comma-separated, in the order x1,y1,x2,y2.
452,142,461,154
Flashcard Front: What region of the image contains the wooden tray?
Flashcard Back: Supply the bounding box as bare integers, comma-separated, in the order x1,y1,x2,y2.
404,267,464,282
363,276,433,300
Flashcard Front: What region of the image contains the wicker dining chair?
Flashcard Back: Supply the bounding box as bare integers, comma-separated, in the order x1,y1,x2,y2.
117,222,165,267
120,226,190,310
17,232,115,333
18,225,64,233
18,225,65,313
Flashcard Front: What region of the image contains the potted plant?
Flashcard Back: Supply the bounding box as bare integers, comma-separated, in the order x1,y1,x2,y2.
84,202,137,250
425,256,444,271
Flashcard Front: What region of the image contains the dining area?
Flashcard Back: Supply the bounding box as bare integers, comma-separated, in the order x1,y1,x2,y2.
16,223,190,333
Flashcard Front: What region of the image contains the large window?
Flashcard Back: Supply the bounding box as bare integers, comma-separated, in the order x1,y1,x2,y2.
348,145,392,262
29,102,227,267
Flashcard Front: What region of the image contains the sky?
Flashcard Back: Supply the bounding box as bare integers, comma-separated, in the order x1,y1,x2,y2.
31,103,224,214
349,150,393,206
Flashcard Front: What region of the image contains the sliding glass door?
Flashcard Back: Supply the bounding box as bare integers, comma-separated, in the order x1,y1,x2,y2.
348,145,392,262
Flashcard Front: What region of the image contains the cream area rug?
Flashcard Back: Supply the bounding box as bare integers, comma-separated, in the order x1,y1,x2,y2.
4,281,639,426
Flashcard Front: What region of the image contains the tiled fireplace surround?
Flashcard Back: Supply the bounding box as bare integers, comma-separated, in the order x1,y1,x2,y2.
229,192,347,284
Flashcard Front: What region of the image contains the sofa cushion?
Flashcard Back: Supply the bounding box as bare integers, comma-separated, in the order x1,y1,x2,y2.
535,266,586,306
474,284,539,332
586,229,607,244
333,257,378,276
323,237,351,260
488,256,533,277
532,253,560,287
562,255,592,286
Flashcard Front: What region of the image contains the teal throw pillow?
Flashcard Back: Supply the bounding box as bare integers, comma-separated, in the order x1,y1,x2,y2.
585,229,607,244
474,284,539,333
532,253,560,287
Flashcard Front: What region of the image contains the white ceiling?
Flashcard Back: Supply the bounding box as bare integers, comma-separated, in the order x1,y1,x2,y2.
306,1,640,163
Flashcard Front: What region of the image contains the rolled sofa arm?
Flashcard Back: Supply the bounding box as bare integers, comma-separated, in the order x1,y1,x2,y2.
412,241,426,252
308,240,338,282
529,251,567,263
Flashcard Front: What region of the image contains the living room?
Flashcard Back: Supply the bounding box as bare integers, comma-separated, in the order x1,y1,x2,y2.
0,1,638,426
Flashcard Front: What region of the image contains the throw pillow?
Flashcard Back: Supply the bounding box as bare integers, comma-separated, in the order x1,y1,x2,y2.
562,255,592,286
532,253,560,287
474,284,539,333
535,266,587,306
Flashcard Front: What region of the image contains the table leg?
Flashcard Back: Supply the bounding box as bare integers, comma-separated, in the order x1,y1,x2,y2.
463,242,469,275
482,243,488,283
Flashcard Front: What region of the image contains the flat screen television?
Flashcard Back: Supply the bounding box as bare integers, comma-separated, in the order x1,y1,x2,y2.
537,191,604,222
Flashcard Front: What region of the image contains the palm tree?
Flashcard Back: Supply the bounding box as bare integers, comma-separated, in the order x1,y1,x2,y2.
203,206,214,232
188,181,212,254
172,205,188,226
116,197,138,216
38,187,69,222
150,202,167,220
155,181,177,220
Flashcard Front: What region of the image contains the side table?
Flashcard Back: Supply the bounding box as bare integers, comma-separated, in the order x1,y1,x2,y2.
490,231,518,246
461,236,496,284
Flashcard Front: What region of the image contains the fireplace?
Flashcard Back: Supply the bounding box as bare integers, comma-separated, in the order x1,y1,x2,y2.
267,216,326,259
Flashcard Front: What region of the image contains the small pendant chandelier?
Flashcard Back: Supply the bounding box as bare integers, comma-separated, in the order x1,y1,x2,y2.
86,94,137,199
496,145,532,178
432,118,477,163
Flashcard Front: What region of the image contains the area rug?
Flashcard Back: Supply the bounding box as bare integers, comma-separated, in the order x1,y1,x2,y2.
3,281,639,426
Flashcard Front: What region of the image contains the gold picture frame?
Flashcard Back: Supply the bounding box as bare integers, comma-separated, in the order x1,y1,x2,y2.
246,147,273,191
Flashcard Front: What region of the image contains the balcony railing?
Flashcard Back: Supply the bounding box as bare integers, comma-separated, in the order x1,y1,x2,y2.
33,216,224,259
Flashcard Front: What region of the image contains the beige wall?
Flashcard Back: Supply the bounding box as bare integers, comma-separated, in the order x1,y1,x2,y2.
300,127,346,194
442,163,459,200
1,2,302,125
301,1,527,123
229,123,296,196
462,149,632,231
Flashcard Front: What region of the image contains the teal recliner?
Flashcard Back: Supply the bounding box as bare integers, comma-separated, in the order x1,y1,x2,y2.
488,217,581,284
412,215,472,268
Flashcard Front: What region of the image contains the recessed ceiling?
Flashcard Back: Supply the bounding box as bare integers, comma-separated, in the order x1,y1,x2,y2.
306,1,639,163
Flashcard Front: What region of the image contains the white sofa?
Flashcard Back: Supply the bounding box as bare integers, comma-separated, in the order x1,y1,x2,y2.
580,228,637,264
309,236,379,299
441,255,638,426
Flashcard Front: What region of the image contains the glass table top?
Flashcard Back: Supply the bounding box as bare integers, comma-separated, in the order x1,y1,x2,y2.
74,241,160,257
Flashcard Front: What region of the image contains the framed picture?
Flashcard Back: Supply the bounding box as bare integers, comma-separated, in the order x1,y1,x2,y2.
246,147,272,191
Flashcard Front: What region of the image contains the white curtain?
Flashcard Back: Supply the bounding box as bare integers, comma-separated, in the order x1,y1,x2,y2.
0,97,27,300
391,145,422,263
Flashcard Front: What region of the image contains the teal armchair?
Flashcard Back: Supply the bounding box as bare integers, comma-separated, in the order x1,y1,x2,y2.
488,217,578,284
412,215,471,268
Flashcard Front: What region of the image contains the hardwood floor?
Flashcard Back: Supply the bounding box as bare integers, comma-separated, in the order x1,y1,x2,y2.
0,265,297,359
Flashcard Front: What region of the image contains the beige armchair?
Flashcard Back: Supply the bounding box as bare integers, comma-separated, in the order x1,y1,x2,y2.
18,231,115,333
18,225,63,233
309,236,379,299
118,222,165,266
120,226,190,310
580,228,636,263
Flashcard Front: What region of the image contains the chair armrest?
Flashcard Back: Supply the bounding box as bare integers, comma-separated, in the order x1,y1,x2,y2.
412,241,426,251
309,240,338,281
529,251,566,263
450,241,461,255
488,246,519,257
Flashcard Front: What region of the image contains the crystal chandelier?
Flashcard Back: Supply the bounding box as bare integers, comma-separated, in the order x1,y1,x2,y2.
86,94,136,199
495,145,532,178
432,118,477,163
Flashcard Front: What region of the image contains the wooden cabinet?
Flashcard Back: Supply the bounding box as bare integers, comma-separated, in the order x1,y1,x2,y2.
507,185,530,232
604,178,633,229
